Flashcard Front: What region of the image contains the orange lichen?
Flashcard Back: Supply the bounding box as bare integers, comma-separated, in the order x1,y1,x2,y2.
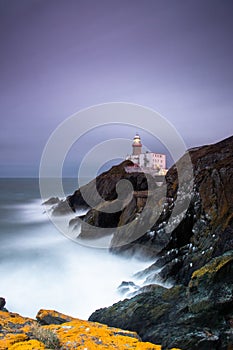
0,311,36,350
45,319,162,349
191,255,232,279
8,339,45,350
0,311,34,328
36,309,74,323
0,309,181,350
0,334,28,350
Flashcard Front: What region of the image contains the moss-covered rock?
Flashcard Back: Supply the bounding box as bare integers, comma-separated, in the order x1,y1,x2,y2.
187,252,233,316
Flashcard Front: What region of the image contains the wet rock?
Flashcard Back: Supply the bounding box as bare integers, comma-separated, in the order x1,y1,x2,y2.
89,284,188,348
42,197,60,205
89,251,233,350
129,284,164,298
117,281,139,295
51,198,75,216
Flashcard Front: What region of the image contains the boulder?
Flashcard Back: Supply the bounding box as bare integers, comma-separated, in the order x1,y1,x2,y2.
36,309,74,325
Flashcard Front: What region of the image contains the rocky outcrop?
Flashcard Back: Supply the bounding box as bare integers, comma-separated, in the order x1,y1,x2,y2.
0,307,180,350
89,251,233,350
110,136,233,285
51,159,156,239
52,160,147,216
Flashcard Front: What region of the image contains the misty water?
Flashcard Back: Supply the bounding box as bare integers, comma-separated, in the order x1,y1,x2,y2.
0,178,151,319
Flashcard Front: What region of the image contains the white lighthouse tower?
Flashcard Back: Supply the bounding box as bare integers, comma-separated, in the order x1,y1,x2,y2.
132,133,142,155
126,134,167,175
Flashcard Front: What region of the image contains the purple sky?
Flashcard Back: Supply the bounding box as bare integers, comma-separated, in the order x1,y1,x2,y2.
0,0,233,177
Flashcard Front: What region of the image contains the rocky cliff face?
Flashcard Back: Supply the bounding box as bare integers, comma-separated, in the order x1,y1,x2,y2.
63,135,233,286
87,136,233,350
52,159,155,239
50,135,233,349
109,135,233,286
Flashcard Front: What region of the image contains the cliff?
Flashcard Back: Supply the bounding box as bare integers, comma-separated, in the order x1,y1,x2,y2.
110,135,233,285
53,136,232,284
52,160,149,215
50,135,233,349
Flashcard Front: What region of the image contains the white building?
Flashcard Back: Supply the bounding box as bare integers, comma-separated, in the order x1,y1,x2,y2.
126,134,167,175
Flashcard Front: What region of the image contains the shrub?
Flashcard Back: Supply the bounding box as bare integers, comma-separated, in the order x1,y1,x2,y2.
31,324,60,349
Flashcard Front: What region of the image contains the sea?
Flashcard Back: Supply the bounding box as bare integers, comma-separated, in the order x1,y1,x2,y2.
0,178,150,319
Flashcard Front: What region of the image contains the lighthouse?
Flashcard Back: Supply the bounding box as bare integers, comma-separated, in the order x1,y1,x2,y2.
126,134,167,175
132,133,142,155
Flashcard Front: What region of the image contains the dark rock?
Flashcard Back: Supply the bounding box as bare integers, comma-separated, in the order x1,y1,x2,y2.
51,160,149,218
36,309,73,325
69,213,89,231
129,283,163,298
117,281,139,296
89,284,188,348
89,251,233,350
74,161,157,239
51,199,76,216
68,160,138,212
187,252,233,316
0,298,6,310
69,216,81,228
42,197,60,205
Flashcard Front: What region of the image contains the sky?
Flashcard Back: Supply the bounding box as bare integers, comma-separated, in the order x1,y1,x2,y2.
0,0,233,177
